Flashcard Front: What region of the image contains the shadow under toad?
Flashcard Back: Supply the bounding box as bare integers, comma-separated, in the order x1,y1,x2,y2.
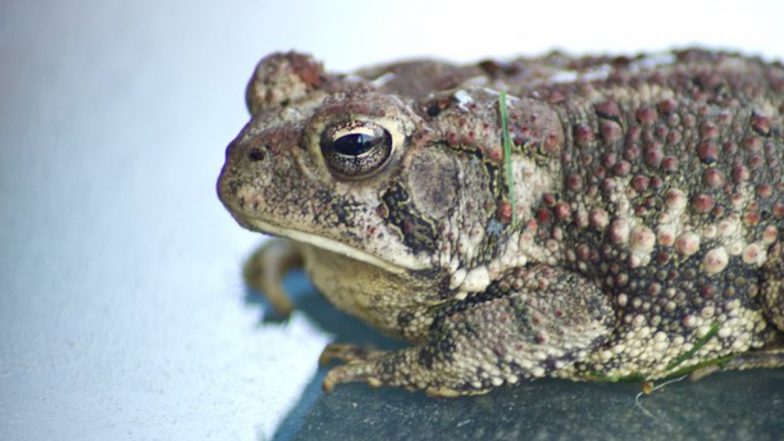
246,271,784,441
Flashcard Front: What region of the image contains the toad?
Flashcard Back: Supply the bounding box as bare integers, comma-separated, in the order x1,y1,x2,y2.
218,50,784,396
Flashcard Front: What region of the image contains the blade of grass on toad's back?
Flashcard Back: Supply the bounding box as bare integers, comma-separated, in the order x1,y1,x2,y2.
499,91,517,227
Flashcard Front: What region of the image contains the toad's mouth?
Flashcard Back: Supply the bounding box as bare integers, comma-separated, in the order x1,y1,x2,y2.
245,217,426,274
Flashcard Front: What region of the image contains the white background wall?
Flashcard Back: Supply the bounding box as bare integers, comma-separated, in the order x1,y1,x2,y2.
1,1,782,440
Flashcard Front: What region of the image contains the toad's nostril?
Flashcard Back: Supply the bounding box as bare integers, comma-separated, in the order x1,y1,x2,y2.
248,147,265,161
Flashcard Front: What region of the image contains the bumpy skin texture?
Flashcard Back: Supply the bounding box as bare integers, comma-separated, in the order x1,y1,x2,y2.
218,49,784,396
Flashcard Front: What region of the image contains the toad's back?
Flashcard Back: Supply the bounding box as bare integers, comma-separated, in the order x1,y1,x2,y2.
502,51,784,378
407,49,784,379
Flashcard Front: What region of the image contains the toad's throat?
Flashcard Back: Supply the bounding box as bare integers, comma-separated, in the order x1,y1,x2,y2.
246,217,425,274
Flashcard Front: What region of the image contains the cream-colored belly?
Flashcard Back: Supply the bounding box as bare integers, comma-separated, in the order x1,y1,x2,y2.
300,244,437,338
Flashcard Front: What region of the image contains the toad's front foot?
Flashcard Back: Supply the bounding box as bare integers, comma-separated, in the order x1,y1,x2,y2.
319,343,391,393
243,238,302,315
319,346,471,397
319,343,385,366
318,265,613,397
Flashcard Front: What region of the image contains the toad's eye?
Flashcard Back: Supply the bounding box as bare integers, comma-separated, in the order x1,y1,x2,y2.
320,121,393,179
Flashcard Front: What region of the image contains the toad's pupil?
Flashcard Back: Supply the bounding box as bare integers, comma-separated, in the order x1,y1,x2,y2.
333,133,377,156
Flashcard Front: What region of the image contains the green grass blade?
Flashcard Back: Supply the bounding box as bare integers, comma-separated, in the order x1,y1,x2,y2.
665,322,721,371
499,91,517,227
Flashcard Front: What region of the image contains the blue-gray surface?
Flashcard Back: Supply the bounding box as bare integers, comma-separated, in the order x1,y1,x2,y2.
2,1,784,440
274,279,784,441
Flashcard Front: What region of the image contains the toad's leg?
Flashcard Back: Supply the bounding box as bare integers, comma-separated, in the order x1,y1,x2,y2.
691,242,784,379
244,238,303,315
321,265,613,397
762,242,784,333
689,346,784,380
